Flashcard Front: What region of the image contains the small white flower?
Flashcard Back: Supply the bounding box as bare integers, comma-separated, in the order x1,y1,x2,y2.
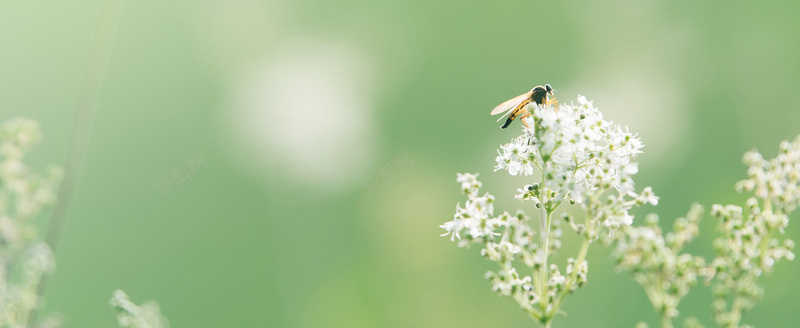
456,172,482,195
577,95,589,106
440,215,465,241
622,163,639,176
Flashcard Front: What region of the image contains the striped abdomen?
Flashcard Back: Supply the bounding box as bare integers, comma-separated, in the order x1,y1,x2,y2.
501,98,532,129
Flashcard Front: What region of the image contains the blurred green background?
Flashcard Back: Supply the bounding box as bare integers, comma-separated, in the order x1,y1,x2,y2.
2,0,799,327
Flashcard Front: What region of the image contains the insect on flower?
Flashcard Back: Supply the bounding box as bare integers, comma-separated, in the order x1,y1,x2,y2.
491,84,557,129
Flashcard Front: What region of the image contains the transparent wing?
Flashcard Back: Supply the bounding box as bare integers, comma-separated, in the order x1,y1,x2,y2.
490,92,531,115
496,107,513,122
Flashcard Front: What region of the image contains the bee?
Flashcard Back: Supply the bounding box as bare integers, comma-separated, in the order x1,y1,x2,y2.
490,84,556,129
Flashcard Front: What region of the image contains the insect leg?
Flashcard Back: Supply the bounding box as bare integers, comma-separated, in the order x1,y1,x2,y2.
518,111,532,129
546,97,558,114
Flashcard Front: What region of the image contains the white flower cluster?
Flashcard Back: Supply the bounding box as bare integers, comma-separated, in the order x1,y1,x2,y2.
0,118,61,224
441,173,546,317
0,118,169,327
0,118,42,160
736,135,800,213
615,136,800,328
614,205,706,322
495,97,656,232
441,97,655,326
495,96,643,198
110,290,169,328
707,138,800,328
0,118,62,328
706,137,799,328
441,173,498,243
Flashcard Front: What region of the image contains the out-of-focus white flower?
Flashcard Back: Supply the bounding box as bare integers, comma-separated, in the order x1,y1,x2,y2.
736,135,800,213
705,137,800,327
110,290,169,328
614,205,705,323
0,118,42,160
616,134,800,328
0,118,63,328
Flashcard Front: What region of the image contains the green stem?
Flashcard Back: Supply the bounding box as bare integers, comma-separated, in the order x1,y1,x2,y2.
637,276,673,328
661,314,674,328
759,227,776,255
46,0,122,252
547,219,592,319
536,173,549,310
508,260,543,321
727,295,743,328
758,198,775,254
533,160,543,172
32,0,123,326
539,207,553,311
642,283,672,328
